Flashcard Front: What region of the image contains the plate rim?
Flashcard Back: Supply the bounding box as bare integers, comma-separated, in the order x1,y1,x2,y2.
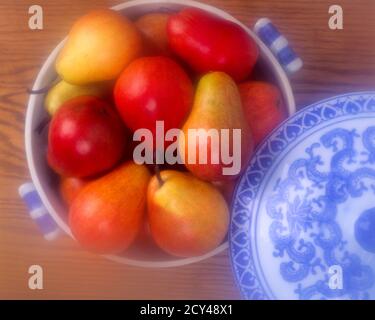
229,91,375,300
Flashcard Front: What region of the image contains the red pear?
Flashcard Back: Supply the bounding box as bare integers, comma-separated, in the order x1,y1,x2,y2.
239,81,286,146
167,8,258,81
135,13,172,56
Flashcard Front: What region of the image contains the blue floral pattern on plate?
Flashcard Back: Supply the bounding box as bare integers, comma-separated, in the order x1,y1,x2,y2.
230,92,375,300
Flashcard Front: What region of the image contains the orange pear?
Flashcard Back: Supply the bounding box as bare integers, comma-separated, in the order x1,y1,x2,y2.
69,161,151,254
56,9,142,85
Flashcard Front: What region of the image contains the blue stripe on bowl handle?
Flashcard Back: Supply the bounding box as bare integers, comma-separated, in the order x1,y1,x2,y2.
254,18,303,74
19,182,61,241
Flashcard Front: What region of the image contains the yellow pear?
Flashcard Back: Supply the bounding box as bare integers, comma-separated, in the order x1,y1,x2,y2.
179,72,254,181
147,170,229,257
56,9,143,85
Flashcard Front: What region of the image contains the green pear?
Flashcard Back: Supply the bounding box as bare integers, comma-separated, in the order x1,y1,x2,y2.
44,80,112,115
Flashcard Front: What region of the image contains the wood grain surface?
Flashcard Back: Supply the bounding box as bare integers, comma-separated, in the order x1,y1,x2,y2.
1,0,375,300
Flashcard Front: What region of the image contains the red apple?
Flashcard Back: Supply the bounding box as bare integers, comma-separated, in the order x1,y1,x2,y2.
113,56,193,145
167,8,259,82
239,81,286,146
47,96,127,177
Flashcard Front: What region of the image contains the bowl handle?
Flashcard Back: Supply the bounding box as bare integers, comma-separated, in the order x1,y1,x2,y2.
19,182,61,241
254,18,303,74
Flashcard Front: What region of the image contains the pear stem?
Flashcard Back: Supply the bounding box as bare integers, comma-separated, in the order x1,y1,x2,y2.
154,164,164,187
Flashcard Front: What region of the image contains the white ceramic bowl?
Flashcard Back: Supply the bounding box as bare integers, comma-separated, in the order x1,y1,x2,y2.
25,0,296,268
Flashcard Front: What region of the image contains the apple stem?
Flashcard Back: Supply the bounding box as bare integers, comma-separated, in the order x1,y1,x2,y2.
154,164,164,187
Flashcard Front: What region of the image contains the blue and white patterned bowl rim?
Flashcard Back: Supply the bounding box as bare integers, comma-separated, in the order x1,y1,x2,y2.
229,91,375,300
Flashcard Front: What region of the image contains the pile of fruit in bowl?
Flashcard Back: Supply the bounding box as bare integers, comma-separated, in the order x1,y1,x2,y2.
35,7,286,259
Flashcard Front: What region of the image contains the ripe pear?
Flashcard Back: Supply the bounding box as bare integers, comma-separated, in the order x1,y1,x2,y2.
179,72,254,181
56,9,142,85
212,179,238,205
239,81,286,146
135,13,172,56
147,170,229,257
69,162,151,254
59,176,88,206
45,80,112,115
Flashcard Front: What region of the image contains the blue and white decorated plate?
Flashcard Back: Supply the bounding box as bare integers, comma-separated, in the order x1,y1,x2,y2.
230,92,375,300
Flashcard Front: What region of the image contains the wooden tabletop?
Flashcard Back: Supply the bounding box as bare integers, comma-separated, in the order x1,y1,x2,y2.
1,0,375,299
